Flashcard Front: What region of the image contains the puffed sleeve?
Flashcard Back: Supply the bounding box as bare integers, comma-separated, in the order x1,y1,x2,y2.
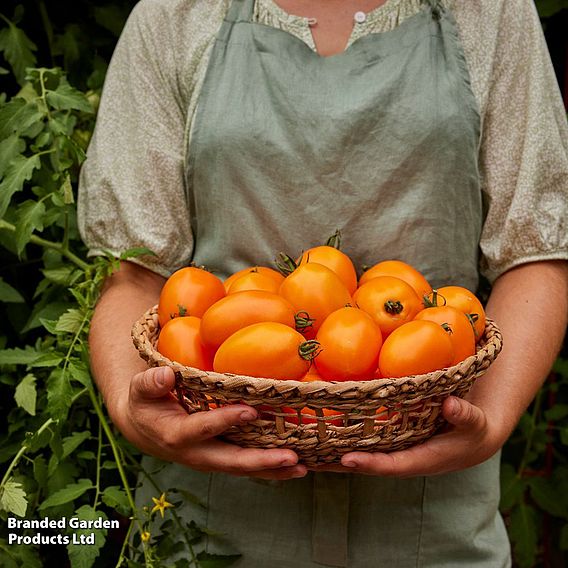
478,0,568,283
77,0,194,277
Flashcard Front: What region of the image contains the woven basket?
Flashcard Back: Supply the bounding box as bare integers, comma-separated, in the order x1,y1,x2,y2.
132,306,502,466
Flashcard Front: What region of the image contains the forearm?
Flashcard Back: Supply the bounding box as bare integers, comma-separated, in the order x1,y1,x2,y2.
467,260,568,440
89,260,165,418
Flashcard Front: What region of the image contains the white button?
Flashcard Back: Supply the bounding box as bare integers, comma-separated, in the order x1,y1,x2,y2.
354,11,366,23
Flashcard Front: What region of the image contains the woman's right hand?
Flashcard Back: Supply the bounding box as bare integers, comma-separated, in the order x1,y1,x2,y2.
113,365,308,480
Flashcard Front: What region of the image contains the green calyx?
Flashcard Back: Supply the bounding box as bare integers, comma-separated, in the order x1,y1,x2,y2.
299,340,322,361
275,252,298,275
295,311,315,332
384,300,404,315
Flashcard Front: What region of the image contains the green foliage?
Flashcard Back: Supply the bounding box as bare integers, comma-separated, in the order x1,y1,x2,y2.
0,5,238,567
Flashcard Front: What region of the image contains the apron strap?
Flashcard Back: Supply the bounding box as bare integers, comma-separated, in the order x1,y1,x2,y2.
225,0,255,23
422,0,445,19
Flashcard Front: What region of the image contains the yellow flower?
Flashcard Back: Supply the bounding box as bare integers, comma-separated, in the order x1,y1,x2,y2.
150,493,174,518
141,531,151,543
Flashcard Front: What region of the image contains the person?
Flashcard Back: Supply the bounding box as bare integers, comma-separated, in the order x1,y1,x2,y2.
78,0,568,565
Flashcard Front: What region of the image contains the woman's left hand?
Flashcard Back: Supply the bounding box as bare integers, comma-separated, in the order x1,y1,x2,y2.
309,395,505,477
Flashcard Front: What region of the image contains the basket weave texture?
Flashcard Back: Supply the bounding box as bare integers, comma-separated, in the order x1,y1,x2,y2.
132,305,502,466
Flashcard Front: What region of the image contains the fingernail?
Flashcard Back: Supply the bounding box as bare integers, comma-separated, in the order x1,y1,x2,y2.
240,411,256,422
155,367,166,387
342,461,357,468
447,397,459,417
292,467,307,478
280,458,297,467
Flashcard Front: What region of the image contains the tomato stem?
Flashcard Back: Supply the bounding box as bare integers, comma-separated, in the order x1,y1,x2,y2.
295,311,315,332
325,229,342,250
299,340,322,361
423,289,447,308
275,252,298,275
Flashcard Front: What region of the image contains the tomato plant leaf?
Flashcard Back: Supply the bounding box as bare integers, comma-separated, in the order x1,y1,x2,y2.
46,82,93,114
0,98,43,139
38,478,93,510
47,367,73,421
0,276,25,303
55,308,85,334
0,478,28,517
14,372,37,415
15,199,46,255
0,20,37,85
66,505,107,568
500,463,525,510
561,523,568,550
101,486,130,516
545,403,568,421
62,431,91,460
0,346,40,366
528,476,568,518
0,133,25,178
0,153,41,217
68,361,93,388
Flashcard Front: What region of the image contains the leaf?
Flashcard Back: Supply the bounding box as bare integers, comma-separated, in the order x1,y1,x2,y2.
0,277,25,303
500,463,525,510
120,246,157,260
0,346,40,366
38,478,93,510
42,265,76,285
66,505,107,568
47,367,73,421
196,552,242,568
62,431,91,460
0,133,25,178
545,403,568,421
68,361,92,388
510,503,539,568
29,351,64,368
528,476,568,518
55,308,85,334
561,523,568,550
0,98,43,140
101,486,130,516
14,373,36,415
0,153,41,218
0,21,37,84
0,479,28,517
14,199,46,254
46,82,93,114
535,0,568,18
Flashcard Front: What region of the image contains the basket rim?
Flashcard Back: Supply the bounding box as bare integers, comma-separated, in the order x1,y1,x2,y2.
132,304,503,394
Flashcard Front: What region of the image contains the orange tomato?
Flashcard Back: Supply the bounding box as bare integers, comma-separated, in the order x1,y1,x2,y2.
227,270,281,294
223,266,284,292
433,285,486,342
157,267,226,328
279,263,352,337
358,260,432,300
157,316,214,370
302,366,324,381
378,320,454,378
314,307,382,381
353,276,422,339
200,290,296,350
213,322,320,380
297,245,358,295
282,406,344,426
414,305,476,365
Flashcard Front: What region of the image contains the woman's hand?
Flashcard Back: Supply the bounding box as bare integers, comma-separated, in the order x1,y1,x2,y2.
310,395,502,477
113,365,308,480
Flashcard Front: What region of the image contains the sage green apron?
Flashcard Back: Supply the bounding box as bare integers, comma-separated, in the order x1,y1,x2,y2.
138,0,511,565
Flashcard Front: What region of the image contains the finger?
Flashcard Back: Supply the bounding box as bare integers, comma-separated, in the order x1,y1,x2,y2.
184,438,301,473
307,463,353,474
442,396,487,430
244,465,308,480
130,366,176,402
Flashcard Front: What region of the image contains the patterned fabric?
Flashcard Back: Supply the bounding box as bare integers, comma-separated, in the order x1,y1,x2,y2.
78,0,568,282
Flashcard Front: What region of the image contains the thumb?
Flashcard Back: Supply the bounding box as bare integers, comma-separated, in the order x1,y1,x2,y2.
131,366,175,401
442,396,486,430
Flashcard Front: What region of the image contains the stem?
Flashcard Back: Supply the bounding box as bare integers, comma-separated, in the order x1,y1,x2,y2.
516,388,544,478
92,418,103,509
88,389,153,565
325,229,342,250
0,418,55,488
37,0,55,66
0,219,89,270
384,300,403,315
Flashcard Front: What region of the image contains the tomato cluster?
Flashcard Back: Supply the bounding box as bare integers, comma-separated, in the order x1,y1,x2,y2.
155,239,486,385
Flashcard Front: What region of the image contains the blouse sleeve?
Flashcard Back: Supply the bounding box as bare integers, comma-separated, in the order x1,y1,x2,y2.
77,0,194,277
477,0,568,284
